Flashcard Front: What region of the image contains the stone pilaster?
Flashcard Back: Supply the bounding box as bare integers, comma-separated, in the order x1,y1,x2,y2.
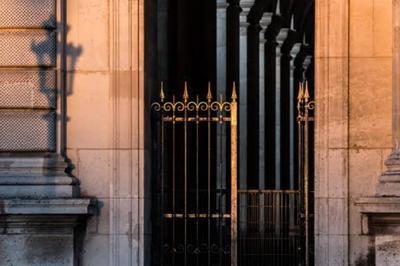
356,1,400,265
376,0,400,196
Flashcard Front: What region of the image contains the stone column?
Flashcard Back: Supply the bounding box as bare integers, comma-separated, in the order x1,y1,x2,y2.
377,0,400,196
274,28,289,189
264,3,283,189
216,0,228,206
289,42,301,189
238,0,255,189
227,0,241,90
280,16,298,189
217,0,228,96
259,13,273,189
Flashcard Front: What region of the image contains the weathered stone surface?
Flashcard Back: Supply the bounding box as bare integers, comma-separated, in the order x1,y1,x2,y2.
0,199,95,266
0,235,73,266
0,199,95,215
349,149,382,200
376,236,400,266
349,58,392,148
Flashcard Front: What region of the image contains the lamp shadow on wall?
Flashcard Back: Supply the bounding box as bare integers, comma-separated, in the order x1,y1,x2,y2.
30,15,82,171
29,16,102,262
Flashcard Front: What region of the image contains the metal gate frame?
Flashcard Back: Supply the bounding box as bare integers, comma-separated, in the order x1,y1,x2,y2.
297,80,315,266
151,82,238,266
151,80,314,265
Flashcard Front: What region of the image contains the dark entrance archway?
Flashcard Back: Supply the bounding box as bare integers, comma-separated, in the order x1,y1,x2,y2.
145,0,315,265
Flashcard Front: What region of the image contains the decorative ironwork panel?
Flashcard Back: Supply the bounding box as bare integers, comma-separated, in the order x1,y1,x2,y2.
0,0,56,29
0,70,56,109
151,83,238,266
0,110,56,152
0,31,56,67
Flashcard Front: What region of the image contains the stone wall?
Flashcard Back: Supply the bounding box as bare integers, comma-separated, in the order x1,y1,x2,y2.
65,0,147,265
60,0,394,265
315,0,392,265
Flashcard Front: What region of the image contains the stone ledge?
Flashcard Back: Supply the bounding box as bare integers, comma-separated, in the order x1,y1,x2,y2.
0,174,79,185
0,155,67,170
0,199,96,234
356,197,400,235
0,198,96,215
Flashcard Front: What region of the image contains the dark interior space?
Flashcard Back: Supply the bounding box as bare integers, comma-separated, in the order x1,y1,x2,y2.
147,0,315,265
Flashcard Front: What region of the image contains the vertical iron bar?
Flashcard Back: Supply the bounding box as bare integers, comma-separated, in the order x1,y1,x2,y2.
196,96,200,266
230,85,238,266
297,82,304,265
183,84,188,266
160,94,165,266
208,92,212,266
304,85,310,266
172,95,176,265
219,105,223,266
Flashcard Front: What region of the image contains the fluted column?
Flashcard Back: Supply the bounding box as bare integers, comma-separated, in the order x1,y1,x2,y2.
376,0,400,196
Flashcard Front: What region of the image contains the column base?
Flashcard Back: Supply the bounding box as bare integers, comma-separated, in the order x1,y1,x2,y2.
0,154,79,198
356,197,400,265
376,151,400,196
0,153,96,265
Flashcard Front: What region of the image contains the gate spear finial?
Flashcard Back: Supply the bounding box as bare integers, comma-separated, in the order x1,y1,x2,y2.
304,80,310,102
231,82,237,102
160,82,165,102
297,82,304,101
183,81,189,102
207,82,213,102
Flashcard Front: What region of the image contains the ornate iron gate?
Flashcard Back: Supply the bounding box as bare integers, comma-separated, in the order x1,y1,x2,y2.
151,81,314,266
152,83,238,266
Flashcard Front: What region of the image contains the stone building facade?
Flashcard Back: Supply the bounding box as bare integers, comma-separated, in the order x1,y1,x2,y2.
0,0,398,265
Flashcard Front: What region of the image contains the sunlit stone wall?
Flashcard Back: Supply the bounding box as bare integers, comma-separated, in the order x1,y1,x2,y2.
315,0,392,265
65,0,146,265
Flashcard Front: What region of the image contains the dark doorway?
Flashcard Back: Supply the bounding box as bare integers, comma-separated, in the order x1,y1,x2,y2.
145,0,315,265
